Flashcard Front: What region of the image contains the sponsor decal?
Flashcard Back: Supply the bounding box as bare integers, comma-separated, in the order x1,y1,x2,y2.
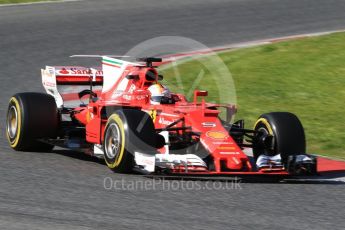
159,117,173,125
202,122,216,128
43,82,56,87
219,152,240,155
70,68,103,75
213,141,234,145
57,68,103,76
206,131,228,140
59,68,69,75
47,67,55,75
42,70,55,79
42,69,56,87
217,146,236,150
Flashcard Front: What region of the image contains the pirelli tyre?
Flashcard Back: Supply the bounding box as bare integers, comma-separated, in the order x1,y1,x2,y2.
6,92,58,152
253,112,306,164
103,109,164,173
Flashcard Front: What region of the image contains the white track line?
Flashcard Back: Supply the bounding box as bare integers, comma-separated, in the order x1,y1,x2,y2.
162,29,345,62
0,0,81,7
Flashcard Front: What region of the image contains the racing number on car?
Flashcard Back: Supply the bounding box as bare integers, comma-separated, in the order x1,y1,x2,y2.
149,110,157,122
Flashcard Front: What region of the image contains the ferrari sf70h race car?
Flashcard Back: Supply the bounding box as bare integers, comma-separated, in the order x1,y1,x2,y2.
6,56,317,176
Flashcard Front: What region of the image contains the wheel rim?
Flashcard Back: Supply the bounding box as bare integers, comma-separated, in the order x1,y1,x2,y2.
105,123,122,160
7,105,18,139
256,126,275,155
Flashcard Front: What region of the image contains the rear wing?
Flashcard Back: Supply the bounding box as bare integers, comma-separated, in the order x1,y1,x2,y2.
41,56,144,108
41,66,103,108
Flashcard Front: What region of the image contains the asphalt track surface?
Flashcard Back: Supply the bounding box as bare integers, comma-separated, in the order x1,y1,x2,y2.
1,0,345,229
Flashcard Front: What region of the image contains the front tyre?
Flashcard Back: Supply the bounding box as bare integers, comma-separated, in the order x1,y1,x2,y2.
103,113,131,172
253,112,306,164
103,109,164,173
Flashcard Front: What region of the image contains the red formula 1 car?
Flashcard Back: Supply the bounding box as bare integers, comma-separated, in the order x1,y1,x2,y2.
6,56,317,176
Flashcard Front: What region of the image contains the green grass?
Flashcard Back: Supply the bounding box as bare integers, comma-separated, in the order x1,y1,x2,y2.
0,0,57,4
159,32,345,159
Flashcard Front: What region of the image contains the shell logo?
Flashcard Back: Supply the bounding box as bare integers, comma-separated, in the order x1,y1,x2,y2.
206,131,228,140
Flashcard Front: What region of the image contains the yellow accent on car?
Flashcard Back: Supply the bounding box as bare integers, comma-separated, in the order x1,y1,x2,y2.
105,114,126,168
217,146,236,150
7,97,21,148
254,118,273,135
86,111,91,123
149,109,157,122
206,131,228,140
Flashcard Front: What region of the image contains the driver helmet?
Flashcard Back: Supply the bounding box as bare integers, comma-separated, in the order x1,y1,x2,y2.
148,83,172,104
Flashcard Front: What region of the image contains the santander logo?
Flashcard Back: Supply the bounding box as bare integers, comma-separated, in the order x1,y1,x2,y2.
58,68,69,74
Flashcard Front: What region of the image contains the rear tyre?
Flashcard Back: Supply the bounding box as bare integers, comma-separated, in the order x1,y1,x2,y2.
103,109,164,173
253,112,305,164
6,93,58,152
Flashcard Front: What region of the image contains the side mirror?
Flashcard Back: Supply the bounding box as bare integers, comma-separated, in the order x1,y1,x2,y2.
193,90,208,103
